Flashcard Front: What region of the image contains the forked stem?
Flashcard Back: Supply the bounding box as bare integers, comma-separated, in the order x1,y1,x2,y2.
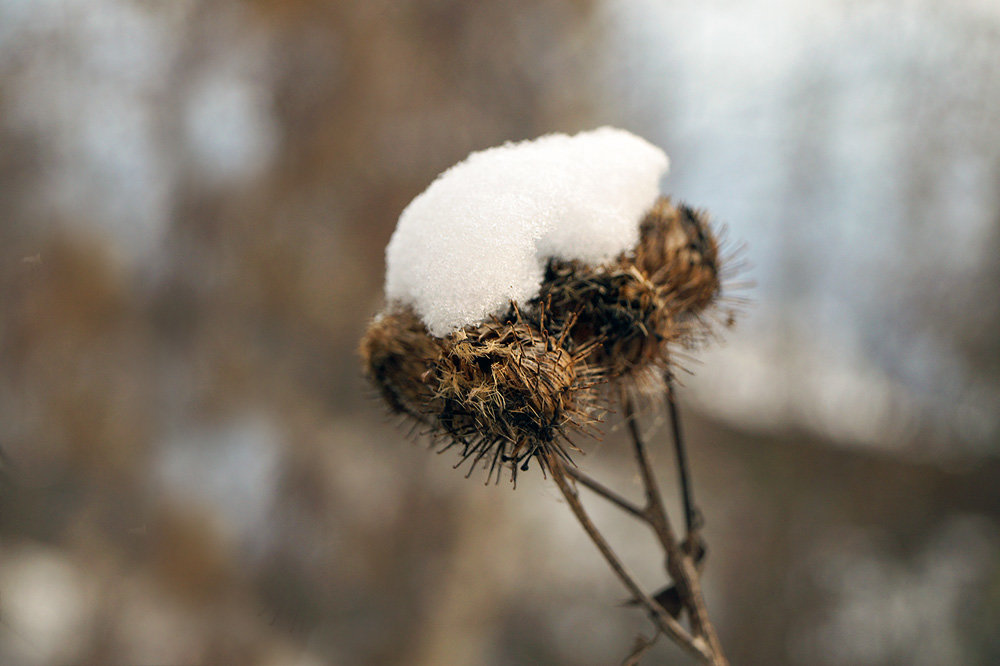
550,389,728,665
621,387,678,554
622,390,728,665
546,454,714,664
564,465,645,520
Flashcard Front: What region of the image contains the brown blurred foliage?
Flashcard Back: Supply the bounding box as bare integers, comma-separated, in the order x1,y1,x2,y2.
0,2,997,665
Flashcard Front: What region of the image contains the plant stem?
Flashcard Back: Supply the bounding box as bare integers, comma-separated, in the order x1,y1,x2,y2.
621,390,729,666
666,372,698,537
545,388,729,664
564,465,645,520
546,454,714,664
621,387,678,553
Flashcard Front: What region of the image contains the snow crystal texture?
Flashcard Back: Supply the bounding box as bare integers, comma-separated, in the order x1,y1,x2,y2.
384,127,669,336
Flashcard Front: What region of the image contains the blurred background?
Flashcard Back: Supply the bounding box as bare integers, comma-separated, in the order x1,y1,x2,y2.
1,0,998,664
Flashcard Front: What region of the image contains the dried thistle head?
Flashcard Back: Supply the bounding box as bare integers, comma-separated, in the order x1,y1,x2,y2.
632,197,721,317
359,308,444,423
360,307,601,482
536,260,677,380
362,196,736,481
534,197,727,390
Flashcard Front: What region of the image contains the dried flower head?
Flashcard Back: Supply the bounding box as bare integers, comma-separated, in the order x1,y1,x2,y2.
534,196,727,391
361,127,742,482
361,307,601,482
633,197,721,316
536,258,673,380
361,196,735,481
359,308,445,423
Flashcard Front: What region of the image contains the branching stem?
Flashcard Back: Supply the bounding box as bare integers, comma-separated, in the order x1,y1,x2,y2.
547,454,713,664
564,465,645,520
547,387,729,665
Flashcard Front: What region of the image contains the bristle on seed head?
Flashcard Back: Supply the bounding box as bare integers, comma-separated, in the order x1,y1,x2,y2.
532,197,726,389
362,195,738,482
535,260,677,380
359,309,445,422
633,197,721,316
360,308,600,482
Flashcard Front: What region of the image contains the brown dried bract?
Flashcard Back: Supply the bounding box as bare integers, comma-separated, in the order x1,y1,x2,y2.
634,197,720,315
537,196,723,383
360,307,601,482
359,309,445,423
536,260,675,379
360,196,730,481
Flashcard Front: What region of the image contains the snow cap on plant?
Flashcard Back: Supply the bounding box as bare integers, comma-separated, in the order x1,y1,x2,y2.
361,128,733,481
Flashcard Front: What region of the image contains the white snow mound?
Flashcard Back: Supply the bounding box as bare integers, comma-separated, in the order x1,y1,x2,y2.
384,127,669,336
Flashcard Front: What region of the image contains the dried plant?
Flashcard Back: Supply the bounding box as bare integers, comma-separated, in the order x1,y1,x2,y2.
361,196,742,665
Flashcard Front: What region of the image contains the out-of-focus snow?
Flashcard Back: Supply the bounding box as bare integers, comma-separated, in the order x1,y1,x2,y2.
0,0,276,268
600,0,1000,456
155,414,281,556
0,545,92,664
384,127,668,336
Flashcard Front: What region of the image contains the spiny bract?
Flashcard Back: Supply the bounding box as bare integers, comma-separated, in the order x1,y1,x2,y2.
361,307,601,483
361,196,732,482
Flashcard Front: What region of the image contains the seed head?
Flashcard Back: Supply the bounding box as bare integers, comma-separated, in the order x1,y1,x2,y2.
361,307,601,482
536,259,675,380
535,197,725,389
359,308,445,423
361,196,736,482
632,197,721,319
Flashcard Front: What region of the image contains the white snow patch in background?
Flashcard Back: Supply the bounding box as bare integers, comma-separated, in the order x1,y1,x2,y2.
155,414,281,555
384,127,668,336
600,0,1000,457
789,516,999,665
0,545,92,665
0,0,276,269
182,38,278,186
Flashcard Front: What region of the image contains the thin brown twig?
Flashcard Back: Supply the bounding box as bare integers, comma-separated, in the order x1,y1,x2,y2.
665,371,698,537
621,632,660,666
564,465,645,520
621,387,678,553
621,389,728,666
546,453,714,664
546,391,729,664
